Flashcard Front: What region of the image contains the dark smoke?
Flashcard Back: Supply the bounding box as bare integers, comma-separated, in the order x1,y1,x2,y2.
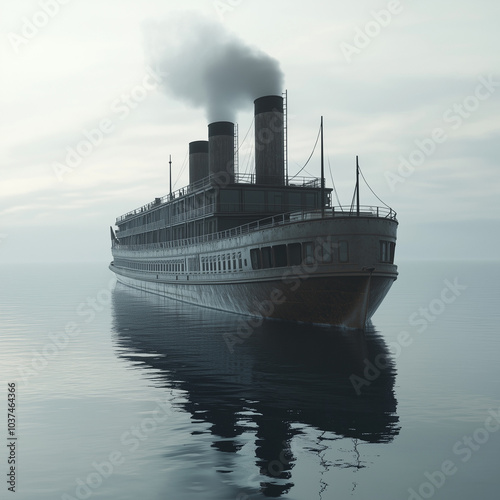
144,12,284,122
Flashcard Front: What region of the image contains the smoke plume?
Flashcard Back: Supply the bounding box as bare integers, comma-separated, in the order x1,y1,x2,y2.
144,12,284,122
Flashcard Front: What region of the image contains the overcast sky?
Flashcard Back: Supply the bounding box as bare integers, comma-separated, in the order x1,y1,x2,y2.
1,0,499,264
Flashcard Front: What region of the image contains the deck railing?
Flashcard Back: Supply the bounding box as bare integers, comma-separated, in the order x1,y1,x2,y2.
113,206,397,252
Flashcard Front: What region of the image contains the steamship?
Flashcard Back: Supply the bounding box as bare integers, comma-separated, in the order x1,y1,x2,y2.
109,95,398,329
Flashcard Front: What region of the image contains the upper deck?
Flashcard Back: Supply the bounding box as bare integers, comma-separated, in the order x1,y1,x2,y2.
114,173,332,247
116,173,323,223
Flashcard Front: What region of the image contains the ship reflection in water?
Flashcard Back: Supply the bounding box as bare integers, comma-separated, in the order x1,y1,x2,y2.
111,283,400,498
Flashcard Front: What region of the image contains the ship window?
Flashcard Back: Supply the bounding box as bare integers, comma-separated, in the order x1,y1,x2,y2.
218,256,221,272
223,256,226,271
250,249,261,270
273,245,287,268
380,241,388,262
227,257,231,270
238,252,242,269
339,240,349,263
288,243,302,266
232,253,236,271
320,240,333,263
380,241,395,263
261,247,272,269
303,242,314,264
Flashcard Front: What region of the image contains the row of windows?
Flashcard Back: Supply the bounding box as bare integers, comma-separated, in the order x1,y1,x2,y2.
249,240,349,270
116,259,185,273
115,239,395,275
201,252,244,273
120,192,215,231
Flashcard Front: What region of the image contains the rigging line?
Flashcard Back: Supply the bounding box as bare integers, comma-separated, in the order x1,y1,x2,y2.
172,149,188,190
349,184,357,212
243,147,254,177
236,117,254,153
349,160,357,212
238,117,255,176
292,161,314,178
327,157,343,209
289,121,322,180
357,162,391,208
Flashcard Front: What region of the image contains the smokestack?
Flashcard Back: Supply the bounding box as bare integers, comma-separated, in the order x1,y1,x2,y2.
189,140,209,185
254,95,285,186
208,121,235,184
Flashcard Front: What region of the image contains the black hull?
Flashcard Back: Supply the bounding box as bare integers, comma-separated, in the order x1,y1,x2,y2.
112,266,396,329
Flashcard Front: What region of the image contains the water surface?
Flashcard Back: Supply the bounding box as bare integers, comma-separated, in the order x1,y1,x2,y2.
0,261,499,499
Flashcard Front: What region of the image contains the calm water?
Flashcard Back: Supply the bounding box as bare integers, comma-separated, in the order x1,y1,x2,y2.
1,261,499,500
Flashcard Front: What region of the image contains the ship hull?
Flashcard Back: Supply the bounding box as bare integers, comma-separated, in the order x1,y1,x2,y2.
111,213,398,329
111,265,395,329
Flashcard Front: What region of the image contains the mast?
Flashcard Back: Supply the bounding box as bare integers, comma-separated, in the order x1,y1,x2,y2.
169,155,172,198
356,155,360,216
285,89,288,186
320,116,325,218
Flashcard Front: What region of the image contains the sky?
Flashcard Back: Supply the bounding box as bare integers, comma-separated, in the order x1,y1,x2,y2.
1,0,499,264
